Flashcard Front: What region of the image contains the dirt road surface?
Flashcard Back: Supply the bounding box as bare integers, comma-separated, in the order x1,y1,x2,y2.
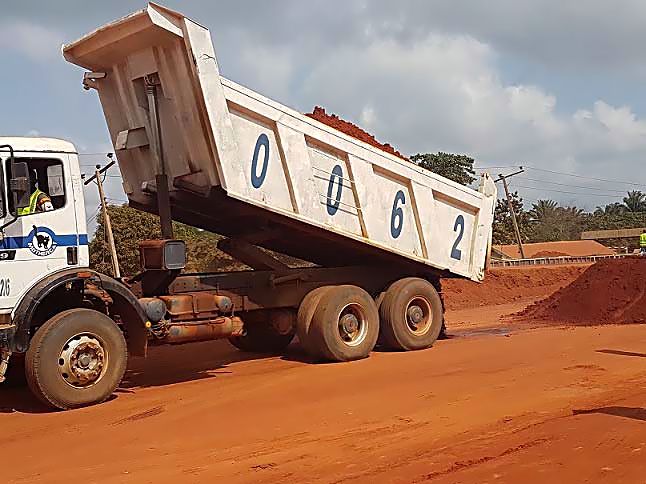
2,265,645,483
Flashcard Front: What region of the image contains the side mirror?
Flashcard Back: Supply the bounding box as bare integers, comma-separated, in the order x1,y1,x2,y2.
10,161,30,211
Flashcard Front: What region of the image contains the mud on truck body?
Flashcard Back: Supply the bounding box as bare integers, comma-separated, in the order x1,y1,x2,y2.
0,3,496,410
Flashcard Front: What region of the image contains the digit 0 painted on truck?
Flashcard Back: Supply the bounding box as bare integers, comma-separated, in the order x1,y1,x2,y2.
63,3,496,282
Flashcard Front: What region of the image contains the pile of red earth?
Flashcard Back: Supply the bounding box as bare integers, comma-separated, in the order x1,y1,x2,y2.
442,265,586,310
518,258,646,325
306,106,407,160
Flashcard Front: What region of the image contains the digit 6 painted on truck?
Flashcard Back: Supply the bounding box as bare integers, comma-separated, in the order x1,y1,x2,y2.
390,190,406,238
451,214,465,260
250,133,270,189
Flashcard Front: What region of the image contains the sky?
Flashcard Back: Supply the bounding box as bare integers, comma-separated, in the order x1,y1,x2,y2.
3,0,646,230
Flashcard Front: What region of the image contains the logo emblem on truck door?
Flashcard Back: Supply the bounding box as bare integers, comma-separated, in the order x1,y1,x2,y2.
28,225,58,257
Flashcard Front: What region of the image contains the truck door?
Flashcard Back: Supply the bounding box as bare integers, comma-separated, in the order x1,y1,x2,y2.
0,155,80,311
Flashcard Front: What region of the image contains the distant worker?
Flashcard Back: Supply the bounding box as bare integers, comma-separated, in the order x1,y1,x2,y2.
18,170,54,215
641,229,646,256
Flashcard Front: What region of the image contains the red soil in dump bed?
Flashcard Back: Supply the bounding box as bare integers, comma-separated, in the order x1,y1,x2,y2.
306,106,408,160
518,257,646,324
442,265,587,310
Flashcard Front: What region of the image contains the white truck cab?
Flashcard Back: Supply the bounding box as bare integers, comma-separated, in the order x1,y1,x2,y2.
0,138,89,313
0,138,149,410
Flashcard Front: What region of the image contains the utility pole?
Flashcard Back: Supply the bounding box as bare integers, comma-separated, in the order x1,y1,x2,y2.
94,162,121,279
495,168,526,259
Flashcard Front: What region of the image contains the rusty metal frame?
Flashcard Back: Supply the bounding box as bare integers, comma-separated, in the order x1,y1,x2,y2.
168,264,427,314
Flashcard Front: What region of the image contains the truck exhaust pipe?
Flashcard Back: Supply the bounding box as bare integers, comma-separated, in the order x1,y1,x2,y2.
156,316,244,345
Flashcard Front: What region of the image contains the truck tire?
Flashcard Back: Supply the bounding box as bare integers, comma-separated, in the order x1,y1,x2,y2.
229,309,295,354
378,277,443,351
25,309,127,410
309,285,379,362
296,286,333,357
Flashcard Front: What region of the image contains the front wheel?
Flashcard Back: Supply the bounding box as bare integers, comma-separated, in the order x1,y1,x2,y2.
25,309,127,410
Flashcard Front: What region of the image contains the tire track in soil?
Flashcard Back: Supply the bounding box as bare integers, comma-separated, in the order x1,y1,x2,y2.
415,438,550,481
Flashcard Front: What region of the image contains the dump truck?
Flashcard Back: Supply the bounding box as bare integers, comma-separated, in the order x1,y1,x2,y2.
0,3,496,410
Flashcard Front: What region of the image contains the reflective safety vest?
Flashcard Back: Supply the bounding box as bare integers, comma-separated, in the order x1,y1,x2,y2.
18,189,45,216
640,233,646,248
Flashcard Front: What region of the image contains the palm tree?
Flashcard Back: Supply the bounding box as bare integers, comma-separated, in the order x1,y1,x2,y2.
594,202,626,216
530,199,559,221
623,191,646,212
559,206,584,217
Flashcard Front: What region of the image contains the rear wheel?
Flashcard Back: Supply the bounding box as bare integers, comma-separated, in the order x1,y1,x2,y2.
296,286,332,357
229,309,296,354
379,277,443,351
25,309,127,410
309,285,379,362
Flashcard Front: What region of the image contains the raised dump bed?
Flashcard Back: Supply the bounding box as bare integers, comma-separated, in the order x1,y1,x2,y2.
63,3,496,281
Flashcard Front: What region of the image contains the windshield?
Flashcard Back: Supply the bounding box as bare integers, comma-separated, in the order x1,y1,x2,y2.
4,157,65,217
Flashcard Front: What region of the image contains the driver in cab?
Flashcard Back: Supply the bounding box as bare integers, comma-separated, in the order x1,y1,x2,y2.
18,170,54,215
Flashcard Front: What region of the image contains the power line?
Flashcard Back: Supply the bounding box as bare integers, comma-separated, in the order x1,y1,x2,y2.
477,162,646,188
525,165,645,187
473,165,521,170
517,176,629,194
86,203,102,224
87,206,101,219
90,159,644,191
513,184,623,198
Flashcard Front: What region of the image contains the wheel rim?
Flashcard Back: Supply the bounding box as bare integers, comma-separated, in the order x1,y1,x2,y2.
404,296,432,336
337,303,368,347
58,333,108,388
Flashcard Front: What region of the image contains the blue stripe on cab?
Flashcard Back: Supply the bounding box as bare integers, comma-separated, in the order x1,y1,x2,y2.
0,234,89,249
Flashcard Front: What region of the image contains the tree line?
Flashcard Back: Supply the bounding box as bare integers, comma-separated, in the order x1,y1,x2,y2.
493,191,646,246
414,152,646,246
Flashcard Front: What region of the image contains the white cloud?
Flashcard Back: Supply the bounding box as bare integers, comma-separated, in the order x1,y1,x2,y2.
360,106,377,129
0,20,63,62
251,31,646,208
229,41,294,103
4,1,646,211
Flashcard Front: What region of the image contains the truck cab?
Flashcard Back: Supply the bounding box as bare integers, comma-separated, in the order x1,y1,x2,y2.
0,138,89,311
0,138,148,409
